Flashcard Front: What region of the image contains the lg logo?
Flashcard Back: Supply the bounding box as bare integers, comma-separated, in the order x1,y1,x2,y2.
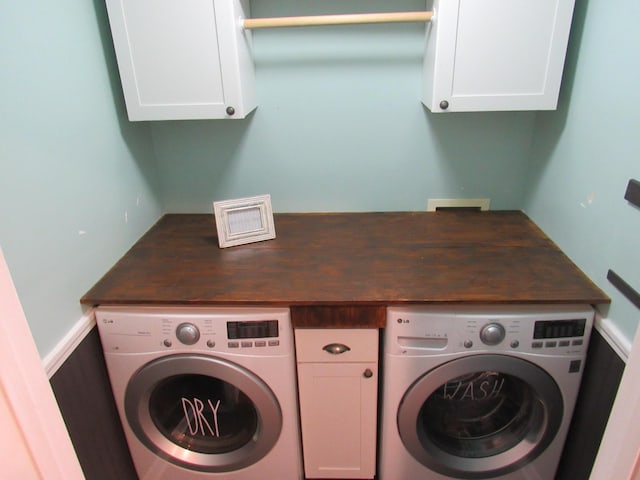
397,318,410,324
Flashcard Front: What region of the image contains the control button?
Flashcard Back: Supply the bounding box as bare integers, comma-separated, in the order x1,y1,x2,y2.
532,341,543,349
241,341,253,348
545,341,557,348
572,339,583,346
569,359,582,373
268,340,280,347
206,340,215,348
480,323,506,346
255,341,266,347
228,342,239,348
559,340,570,347
510,340,520,349
163,339,172,347
463,340,473,349
176,323,200,345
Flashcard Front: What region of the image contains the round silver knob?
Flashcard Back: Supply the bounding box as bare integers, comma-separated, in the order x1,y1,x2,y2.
480,323,506,346
363,369,374,378
439,100,449,110
176,323,200,345
226,106,235,116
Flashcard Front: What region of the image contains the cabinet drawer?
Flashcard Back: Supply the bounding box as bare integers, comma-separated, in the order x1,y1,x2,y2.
295,329,378,363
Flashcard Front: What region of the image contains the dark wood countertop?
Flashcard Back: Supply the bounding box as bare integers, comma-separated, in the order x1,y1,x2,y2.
81,211,609,327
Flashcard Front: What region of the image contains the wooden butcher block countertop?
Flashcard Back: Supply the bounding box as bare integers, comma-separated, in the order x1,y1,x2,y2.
81,211,609,328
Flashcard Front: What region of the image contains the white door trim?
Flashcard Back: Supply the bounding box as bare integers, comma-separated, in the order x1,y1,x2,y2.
0,247,85,479
591,319,640,479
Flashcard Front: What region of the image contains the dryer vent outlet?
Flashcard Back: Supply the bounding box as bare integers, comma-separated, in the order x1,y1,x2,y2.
427,198,491,212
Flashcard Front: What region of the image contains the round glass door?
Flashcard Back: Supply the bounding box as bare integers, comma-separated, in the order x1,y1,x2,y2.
397,355,563,478
149,374,258,454
125,354,282,472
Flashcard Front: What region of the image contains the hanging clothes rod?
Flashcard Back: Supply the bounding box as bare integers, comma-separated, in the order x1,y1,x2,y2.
243,11,433,30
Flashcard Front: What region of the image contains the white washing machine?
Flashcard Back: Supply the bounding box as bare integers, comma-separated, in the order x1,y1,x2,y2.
96,306,303,480
379,304,594,480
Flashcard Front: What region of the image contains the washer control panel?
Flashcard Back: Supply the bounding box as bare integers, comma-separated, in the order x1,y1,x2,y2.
96,306,292,355
386,305,594,356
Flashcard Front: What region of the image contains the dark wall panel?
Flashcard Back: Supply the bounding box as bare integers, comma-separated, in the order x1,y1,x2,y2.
50,327,137,480
556,329,626,479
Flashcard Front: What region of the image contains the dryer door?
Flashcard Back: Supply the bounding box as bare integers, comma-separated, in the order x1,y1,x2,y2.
397,354,563,478
124,354,282,472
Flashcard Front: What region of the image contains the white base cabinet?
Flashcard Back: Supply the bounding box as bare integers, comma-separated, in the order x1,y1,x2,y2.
423,0,576,112
105,0,256,121
295,329,378,479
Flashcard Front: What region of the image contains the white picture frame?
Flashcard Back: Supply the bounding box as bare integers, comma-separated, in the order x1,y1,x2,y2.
213,194,276,248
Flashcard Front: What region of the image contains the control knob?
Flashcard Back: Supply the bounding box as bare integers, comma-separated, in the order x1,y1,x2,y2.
176,322,200,345
480,322,506,346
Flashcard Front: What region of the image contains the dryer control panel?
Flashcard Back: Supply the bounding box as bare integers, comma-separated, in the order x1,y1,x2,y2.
96,306,292,355
386,305,594,357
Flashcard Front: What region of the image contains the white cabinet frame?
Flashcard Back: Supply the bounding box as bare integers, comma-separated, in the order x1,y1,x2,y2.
423,0,576,112
105,0,256,120
295,329,378,479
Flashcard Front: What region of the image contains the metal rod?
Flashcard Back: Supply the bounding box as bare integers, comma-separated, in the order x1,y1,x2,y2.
243,11,433,30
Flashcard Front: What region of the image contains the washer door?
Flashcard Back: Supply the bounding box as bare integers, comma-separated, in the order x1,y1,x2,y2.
125,354,282,472
397,355,563,479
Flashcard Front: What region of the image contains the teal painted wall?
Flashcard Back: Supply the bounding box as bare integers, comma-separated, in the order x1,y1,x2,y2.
2,0,637,358
523,0,640,342
152,0,536,213
0,0,162,356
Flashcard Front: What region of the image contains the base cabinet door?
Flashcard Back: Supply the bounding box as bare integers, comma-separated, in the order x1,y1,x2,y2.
104,0,256,120
295,329,378,479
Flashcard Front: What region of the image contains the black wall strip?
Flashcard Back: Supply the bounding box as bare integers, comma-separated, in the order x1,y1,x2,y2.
624,178,640,208
556,329,625,480
50,328,137,480
607,269,640,309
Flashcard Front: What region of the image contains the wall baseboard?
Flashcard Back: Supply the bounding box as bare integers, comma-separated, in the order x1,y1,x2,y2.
594,312,631,363
43,308,96,378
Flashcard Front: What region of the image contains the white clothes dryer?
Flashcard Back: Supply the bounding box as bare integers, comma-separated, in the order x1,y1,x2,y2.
379,305,594,480
96,306,303,480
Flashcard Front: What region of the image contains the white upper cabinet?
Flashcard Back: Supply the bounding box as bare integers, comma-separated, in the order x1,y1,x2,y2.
423,0,576,112
105,0,256,121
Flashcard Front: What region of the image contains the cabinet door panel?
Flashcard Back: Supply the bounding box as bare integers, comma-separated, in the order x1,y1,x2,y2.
452,0,556,96
297,362,377,479
121,0,224,106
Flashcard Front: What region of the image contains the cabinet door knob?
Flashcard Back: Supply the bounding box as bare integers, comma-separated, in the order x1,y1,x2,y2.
363,368,374,378
322,343,351,355
226,106,235,116
439,100,449,110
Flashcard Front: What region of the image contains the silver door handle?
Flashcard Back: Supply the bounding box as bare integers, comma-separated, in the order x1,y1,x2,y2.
322,343,351,355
